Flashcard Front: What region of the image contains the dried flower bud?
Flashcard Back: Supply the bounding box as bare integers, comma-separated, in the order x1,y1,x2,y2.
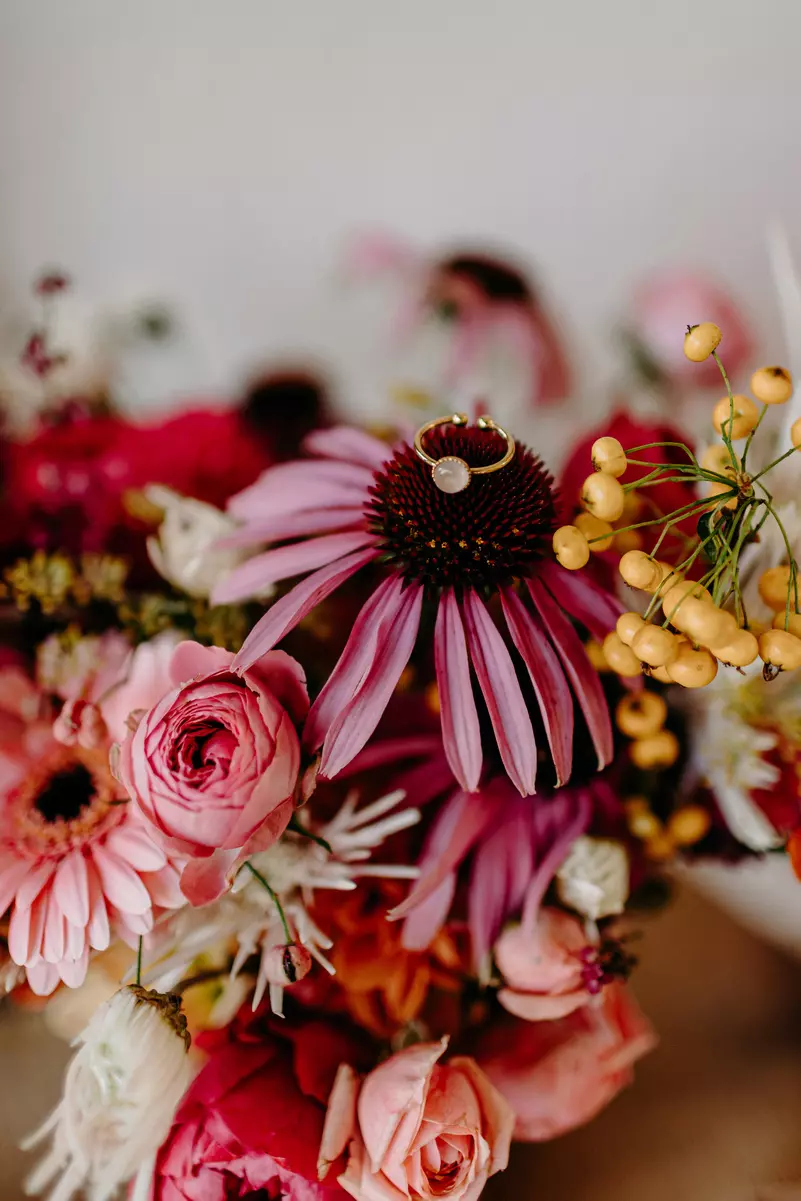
53,700,108,750
262,943,313,986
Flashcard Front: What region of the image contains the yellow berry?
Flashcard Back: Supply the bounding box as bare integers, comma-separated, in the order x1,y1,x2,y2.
601,632,642,677
772,612,801,639
666,643,718,688
704,476,738,511
632,625,679,668
624,795,649,815
645,832,677,862
648,562,684,598
614,528,644,554
700,444,738,474
575,512,614,552
591,436,627,477
712,628,759,667
585,639,610,672
668,805,712,847
424,681,440,715
650,664,673,684
630,729,680,770
759,629,801,672
712,393,759,439
661,582,712,617
628,809,663,840
758,565,793,612
684,322,722,362
552,525,590,570
751,366,793,405
615,691,668,738
621,490,642,522
619,550,660,591
580,472,625,522
791,417,801,450
616,611,646,647
397,665,416,691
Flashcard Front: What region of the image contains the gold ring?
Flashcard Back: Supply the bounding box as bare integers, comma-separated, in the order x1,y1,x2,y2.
413,412,515,493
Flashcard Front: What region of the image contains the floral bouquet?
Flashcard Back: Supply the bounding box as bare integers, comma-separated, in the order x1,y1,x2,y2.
3,276,801,1201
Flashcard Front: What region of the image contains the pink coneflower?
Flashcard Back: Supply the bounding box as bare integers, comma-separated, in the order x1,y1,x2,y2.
0,689,184,995
215,422,620,797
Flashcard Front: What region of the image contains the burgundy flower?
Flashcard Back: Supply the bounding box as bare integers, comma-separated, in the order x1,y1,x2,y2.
214,424,621,797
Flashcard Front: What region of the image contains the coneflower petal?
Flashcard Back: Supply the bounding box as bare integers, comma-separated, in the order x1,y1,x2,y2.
520,790,593,925
500,588,573,787
319,583,424,780
435,589,482,793
539,562,623,643
216,506,364,550
212,530,377,605
302,425,393,468
401,876,457,952
304,576,412,752
462,591,538,796
389,789,498,923
527,577,614,770
227,459,374,522
233,547,379,671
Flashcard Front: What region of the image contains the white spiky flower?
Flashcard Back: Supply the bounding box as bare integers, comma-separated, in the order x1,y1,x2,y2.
23,985,192,1201
144,789,420,1017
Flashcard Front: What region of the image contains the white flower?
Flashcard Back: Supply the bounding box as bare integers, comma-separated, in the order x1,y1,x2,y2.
145,485,252,599
23,986,192,1201
556,836,629,922
143,789,420,1017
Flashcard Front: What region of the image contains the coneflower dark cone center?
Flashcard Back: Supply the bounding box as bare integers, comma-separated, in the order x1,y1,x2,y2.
366,427,558,589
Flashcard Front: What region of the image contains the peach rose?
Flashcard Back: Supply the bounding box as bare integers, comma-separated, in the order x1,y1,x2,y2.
475,983,656,1141
494,908,593,1022
318,1039,513,1200
117,640,307,904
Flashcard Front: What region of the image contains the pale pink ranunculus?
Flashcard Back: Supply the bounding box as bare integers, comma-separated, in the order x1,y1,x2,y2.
475,983,656,1141
494,908,592,1021
318,1039,513,1201
117,640,308,905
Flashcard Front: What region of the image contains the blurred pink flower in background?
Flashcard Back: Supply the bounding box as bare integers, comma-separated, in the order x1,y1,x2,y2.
629,270,751,387
475,984,656,1141
494,908,595,1021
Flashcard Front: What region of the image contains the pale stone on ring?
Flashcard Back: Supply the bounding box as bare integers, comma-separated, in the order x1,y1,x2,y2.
432,456,471,493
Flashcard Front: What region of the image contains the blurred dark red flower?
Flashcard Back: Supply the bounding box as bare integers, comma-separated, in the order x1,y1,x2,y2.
559,408,699,561
151,1010,370,1201
34,271,71,297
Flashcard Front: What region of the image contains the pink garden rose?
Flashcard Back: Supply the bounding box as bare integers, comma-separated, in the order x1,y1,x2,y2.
117,640,308,904
318,1039,513,1200
494,908,593,1021
475,984,656,1141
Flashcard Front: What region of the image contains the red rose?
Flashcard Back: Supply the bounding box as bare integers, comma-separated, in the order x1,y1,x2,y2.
151,1012,368,1201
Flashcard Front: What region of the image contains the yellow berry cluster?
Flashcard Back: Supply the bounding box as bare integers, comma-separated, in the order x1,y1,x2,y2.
624,796,711,861
557,322,801,689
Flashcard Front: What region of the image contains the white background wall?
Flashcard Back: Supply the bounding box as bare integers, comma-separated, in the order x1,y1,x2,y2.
1,0,801,419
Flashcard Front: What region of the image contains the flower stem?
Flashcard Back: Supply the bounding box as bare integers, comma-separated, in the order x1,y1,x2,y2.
244,861,293,944
287,814,332,853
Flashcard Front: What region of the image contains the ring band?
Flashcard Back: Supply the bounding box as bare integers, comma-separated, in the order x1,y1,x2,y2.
413,413,515,493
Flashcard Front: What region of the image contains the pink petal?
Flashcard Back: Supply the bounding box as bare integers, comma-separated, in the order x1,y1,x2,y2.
434,590,482,793
179,847,241,906
342,735,443,775
304,576,410,752
319,584,423,780
42,895,67,963
216,506,364,549
500,588,573,787
527,578,613,770
317,1062,360,1180
539,563,623,643
86,861,110,950
104,826,168,873
8,888,49,965
462,591,538,796
520,790,594,925
389,788,498,922
91,844,152,916
57,952,89,988
53,852,90,927
228,460,373,522
402,875,457,952
212,530,377,605
141,863,184,909
303,425,392,469
232,547,378,671
66,920,86,960
0,858,32,915
14,861,56,911
25,959,60,996
497,987,588,1022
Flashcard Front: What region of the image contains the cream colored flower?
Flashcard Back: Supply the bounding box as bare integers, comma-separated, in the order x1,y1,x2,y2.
145,485,251,599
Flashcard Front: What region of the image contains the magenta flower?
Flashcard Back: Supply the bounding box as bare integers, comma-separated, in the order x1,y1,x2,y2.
215,423,620,796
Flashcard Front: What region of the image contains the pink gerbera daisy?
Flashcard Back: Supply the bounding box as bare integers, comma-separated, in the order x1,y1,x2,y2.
0,677,184,995
214,421,621,796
